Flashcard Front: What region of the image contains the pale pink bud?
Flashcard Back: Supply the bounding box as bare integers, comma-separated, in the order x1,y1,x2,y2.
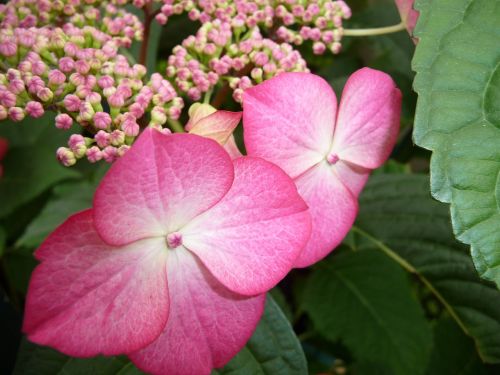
63,95,81,112
48,70,66,86
25,101,44,118
110,130,125,146
93,111,112,129
56,147,76,167
97,75,115,89
95,130,110,148
55,113,73,129
86,146,102,163
8,107,25,122
102,146,119,163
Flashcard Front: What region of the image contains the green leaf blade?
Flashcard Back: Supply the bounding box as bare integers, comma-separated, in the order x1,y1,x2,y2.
412,0,500,286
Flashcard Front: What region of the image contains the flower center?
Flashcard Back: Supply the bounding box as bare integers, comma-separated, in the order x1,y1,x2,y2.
326,152,339,165
166,232,183,249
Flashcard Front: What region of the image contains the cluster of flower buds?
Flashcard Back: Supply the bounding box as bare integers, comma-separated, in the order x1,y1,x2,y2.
0,0,143,47
157,0,351,55
167,21,308,103
0,26,183,166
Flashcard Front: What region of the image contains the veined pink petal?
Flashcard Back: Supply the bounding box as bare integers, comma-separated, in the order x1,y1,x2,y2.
23,210,169,356
223,135,243,159
243,72,336,179
331,68,402,170
293,163,358,268
129,249,265,375
94,129,234,246
333,160,371,197
182,157,311,296
189,110,241,145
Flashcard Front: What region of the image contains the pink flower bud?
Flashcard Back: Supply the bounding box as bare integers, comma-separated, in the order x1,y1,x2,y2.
55,113,73,129
37,87,53,102
102,146,119,163
48,70,66,86
98,75,115,89
25,101,45,118
93,112,112,129
108,93,125,108
56,147,76,167
86,146,102,163
110,130,125,146
64,95,81,112
95,130,110,148
8,107,25,122
58,57,75,73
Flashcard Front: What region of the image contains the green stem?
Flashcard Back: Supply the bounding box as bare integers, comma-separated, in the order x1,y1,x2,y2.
203,88,213,104
351,226,470,336
167,118,185,133
343,22,406,37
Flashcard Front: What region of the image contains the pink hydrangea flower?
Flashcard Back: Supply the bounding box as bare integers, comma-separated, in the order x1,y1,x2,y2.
243,68,401,267
185,103,242,159
23,128,311,375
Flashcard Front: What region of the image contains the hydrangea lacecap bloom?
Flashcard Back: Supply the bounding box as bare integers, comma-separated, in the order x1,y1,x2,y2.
243,68,402,267
23,128,311,374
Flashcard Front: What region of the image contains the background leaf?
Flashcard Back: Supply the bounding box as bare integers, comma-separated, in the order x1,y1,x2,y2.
355,174,500,363
412,0,500,285
301,248,432,375
0,115,80,219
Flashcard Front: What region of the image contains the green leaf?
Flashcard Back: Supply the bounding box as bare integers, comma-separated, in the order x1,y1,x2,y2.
16,181,95,248
13,339,141,375
355,174,500,363
426,318,487,375
213,294,307,374
14,295,306,375
0,115,80,218
412,0,500,285
301,248,432,375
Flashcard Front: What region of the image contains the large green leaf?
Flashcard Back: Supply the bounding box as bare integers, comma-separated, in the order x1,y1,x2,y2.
412,0,500,285
16,181,95,248
0,115,80,218
355,174,500,363
426,318,486,375
213,294,307,375
13,295,307,375
301,248,432,375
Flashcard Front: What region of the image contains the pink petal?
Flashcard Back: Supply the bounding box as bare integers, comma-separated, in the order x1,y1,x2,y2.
23,210,169,356
129,249,265,375
331,68,402,170
182,157,311,295
94,129,234,246
223,134,243,159
395,0,419,35
243,72,337,179
185,103,217,131
334,160,371,197
189,110,241,145
293,163,358,268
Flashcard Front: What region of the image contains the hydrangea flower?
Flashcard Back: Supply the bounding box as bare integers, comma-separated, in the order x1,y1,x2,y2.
243,68,401,267
23,128,311,374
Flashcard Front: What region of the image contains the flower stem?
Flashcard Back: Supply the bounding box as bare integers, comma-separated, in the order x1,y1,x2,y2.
139,3,154,66
168,118,185,133
343,22,406,37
